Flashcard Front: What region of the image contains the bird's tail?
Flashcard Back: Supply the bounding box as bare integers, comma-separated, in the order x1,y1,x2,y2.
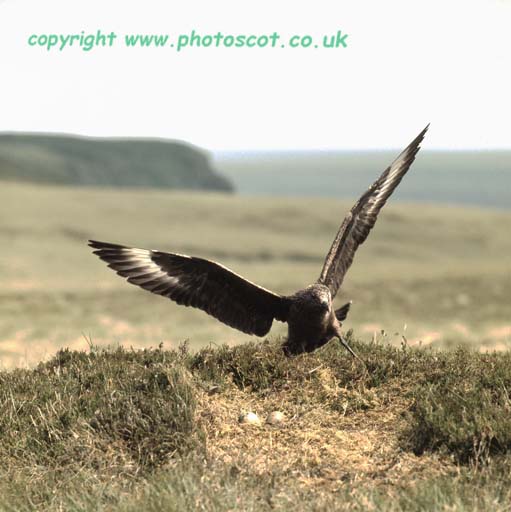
335,301,352,322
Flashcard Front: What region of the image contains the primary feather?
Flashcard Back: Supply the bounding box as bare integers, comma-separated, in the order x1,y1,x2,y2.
318,125,429,297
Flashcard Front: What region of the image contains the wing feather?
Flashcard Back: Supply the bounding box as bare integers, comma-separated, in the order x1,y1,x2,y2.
318,125,429,297
89,240,290,336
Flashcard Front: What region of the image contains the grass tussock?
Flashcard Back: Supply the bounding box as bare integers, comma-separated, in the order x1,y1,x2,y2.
0,346,198,478
407,349,511,463
0,338,511,510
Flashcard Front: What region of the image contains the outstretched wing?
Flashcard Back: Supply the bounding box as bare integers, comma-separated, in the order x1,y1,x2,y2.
89,240,290,337
318,125,429,297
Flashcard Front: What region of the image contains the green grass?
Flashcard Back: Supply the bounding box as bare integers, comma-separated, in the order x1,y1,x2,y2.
1,182,510,367
108,463,511,512
408,349,511,463
0,347,199,475
1,341,511,511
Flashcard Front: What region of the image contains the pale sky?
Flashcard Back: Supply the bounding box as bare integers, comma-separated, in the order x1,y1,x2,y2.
0,0,510,151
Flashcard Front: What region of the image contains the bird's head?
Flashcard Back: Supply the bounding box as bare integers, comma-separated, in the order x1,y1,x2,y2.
307,285,332,314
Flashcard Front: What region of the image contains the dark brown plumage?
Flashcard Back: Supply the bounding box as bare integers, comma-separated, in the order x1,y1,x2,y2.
89,125,428,357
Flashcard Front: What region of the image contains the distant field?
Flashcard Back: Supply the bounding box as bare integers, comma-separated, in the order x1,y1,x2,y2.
1,181,510,368
215,150,511,208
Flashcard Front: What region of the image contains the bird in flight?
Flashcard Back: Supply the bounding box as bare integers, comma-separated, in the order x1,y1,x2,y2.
90,125,428,358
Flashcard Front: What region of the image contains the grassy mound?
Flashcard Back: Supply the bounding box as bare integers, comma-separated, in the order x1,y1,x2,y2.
0,339,510,510
408,348,511,463
0,347,198,478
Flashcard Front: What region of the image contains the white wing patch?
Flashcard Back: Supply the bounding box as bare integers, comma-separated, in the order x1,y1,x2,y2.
101,246,181,290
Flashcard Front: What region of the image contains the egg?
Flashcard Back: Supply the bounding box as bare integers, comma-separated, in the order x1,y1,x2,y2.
238,412,261,425
266,411,285,425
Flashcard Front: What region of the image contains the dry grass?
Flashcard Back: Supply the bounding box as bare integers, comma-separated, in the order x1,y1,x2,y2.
196,380,453,496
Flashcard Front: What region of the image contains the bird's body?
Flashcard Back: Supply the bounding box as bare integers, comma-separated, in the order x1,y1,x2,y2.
90,126,428,357
285,285,339,355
